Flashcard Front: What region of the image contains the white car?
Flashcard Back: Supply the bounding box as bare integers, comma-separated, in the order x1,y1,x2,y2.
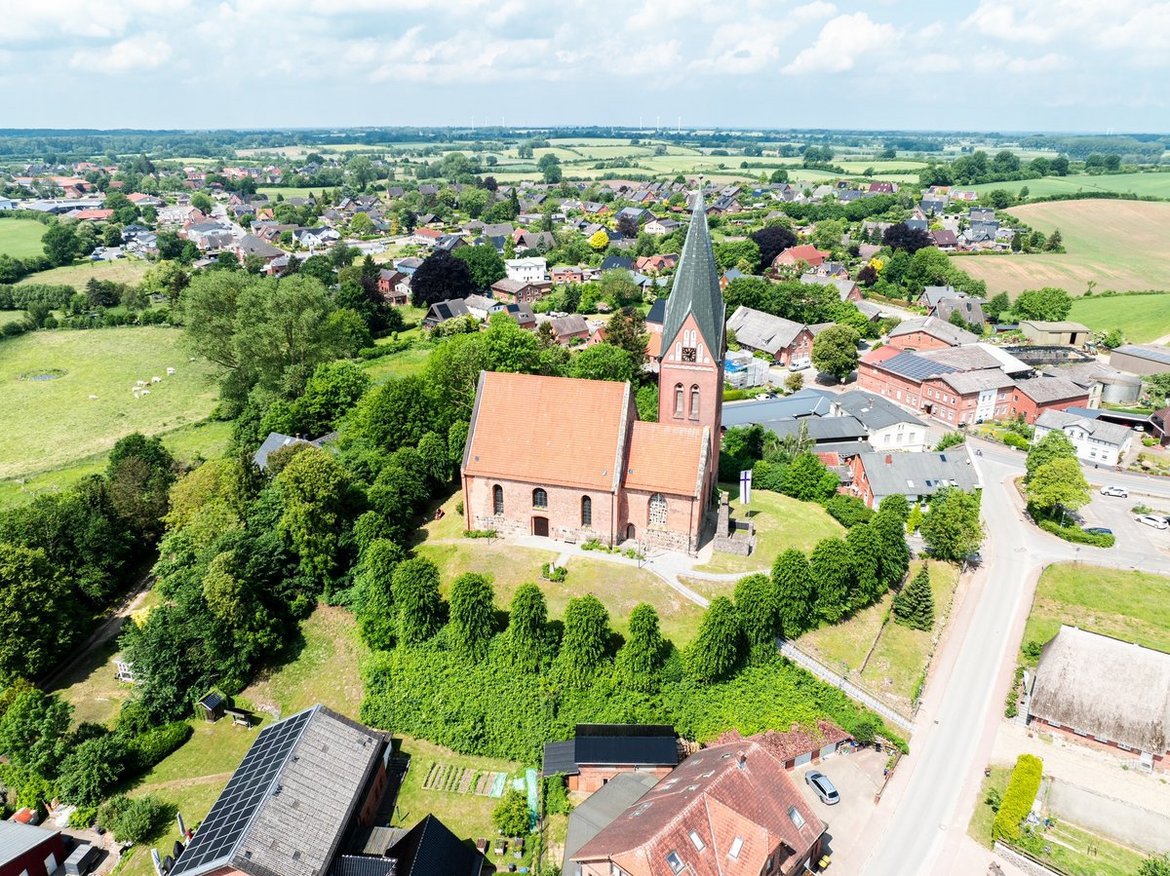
1099,485,1128,498
1136,514,1168,530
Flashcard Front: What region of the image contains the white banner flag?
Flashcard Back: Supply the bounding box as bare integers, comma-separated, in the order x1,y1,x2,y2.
739,469,752,505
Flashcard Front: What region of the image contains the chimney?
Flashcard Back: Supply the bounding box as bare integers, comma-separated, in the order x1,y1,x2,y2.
885,455,893,465
736,751,747,769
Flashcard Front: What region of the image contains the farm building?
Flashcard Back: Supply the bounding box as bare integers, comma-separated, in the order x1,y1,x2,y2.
1027,626,1170,772
543,724,681,793
888,317,978,351
1110,344,1170,376
1018,320,1092,347
0,821,67,876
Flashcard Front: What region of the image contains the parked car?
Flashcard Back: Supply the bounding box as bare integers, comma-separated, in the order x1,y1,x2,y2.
1100,485,1128,498
1136,514,1168,530
804,770,840,805
1082,527,1113,536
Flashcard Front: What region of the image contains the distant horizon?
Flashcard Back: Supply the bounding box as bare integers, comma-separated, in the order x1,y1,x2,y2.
3,0,1169,132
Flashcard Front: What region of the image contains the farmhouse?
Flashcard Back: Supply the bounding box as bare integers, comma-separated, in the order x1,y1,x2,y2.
1019,320,1092,347
422,298,471,328
799,273,861,301
570,736,827,876
543,724,680,794
1010,375,1091,423
1109,344,1170,376
0,821,68,876
849,446,981,508
491,277,548,305
725,305,814,368
888,317,979,351
1032,409,1135,466
772,244,828,269
462,193,724,553
1028,626,1170,772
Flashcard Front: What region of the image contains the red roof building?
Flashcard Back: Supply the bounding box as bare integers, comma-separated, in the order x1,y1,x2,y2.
772,244,829,269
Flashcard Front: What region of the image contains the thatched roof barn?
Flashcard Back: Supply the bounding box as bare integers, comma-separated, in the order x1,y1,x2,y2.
1029,626,1170,756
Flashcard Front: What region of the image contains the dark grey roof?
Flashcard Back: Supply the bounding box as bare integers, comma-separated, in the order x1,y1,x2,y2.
660,190,725,359
1013,375,1088,404
879,351,959,381
1034,410,1134,447
600,255,632,271
172,705,386,876
0,821,59,865
721,389,834,428
573,724,678,767
563,773,658,876
384,814,483,876
329,857,395,876
253,432,311,469
858,446,980,500
834,391,926,431
1113,344,1170,366
770,415,868,442
645,297,667,327
921,285,961,307
426,299,470,323
543,741,579,776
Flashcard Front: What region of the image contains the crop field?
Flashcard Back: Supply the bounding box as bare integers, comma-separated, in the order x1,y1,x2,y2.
952,200,1170,296
0,327,219,480
970,171,1170,199
19,258,151,290
1067,293,1170,343
0,217,46,259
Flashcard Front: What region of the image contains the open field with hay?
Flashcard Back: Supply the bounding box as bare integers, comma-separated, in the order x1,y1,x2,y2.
970,171,1170,199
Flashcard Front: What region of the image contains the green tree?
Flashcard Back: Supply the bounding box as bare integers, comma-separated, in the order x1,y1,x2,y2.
56,734,128,807
772,549,812,637
604,307,648,368
291,360,371,437
812,325,860,382
556,595,612,686
106,433,176,537
809,538,853,624
687,597,745,682
417,431,451,484
0,546,73,678
354,539,404,649
394,558,444,645
597,270,642,308
275,448,358,591
454,244,507,292
507,583,550,672
920,488,984,562
493,788,530,835
348,211,374,236
1027,458,1090,518
42,222,81,267
615,603,668,691
846,522,883,607
567,343,635,383
1138,855,1170,876
448,573,496,659
734,574,780,661
410,250,474,308
0,689,72,779
1015,286,1072,321
892,565,934,631
878,494,910,522
1025,430,1077,482
781,453,838,502
872,508,910,585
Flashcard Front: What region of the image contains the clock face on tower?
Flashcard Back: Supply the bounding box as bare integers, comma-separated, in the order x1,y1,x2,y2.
681,347,697,363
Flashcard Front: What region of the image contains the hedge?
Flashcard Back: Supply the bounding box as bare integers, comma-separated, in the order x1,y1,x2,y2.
993,754,1043,842
128,721,193,772
1036,519,1115,548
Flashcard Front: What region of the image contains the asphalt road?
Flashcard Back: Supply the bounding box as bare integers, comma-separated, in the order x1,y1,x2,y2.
860,439,1170,875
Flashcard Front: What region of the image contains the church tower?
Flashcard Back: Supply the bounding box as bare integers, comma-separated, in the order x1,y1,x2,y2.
657,185,725,492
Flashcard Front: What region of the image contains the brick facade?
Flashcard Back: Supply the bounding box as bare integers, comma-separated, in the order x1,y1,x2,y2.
887,329,957,352
658,311,723,500
1010,387,1088,425
569,765,675,794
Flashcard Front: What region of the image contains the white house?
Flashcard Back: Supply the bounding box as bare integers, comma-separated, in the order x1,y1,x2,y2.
505,256,547,283
1032,409,1135,467
832,390,930,453
645,217,681,235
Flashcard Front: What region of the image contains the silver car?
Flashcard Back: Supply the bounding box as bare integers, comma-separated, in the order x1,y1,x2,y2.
804,770,840,805
1100,485,1128,498
1137,514,1169,530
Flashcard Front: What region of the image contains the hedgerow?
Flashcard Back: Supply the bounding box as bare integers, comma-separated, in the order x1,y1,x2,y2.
993,754,1043,842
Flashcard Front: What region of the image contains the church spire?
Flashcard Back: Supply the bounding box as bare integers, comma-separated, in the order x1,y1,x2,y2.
659,179,725,361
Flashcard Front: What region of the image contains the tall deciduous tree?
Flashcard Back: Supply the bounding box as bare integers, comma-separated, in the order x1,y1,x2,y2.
507,583,550,672
567,343,635,383
615,603,668,690
604,307,648,369
393,558,445,646
1027,458,1090,518
0,545,73,678
106,433,176,538
1015,286,1072,321
772,549,813,637
410,250,474,307
871,508,910,585
734,573,780,661
809,537,853,624
920,488,984,562
454,245,506,292
750,224,797,268
448,573,496,659
557,595,612,686
688,597,745,682
812,325,860,382
1025,430,1077,482
354,539,404,650
275,448,359,591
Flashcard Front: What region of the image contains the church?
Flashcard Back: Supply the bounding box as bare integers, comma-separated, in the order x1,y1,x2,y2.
460,191,725,554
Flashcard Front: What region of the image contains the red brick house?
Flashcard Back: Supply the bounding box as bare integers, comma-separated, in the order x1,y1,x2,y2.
887,317,978,351
635,254,679,274
376,268,409,305
491,277,549,305
544,725,680,793
1010,376,1090,424
0,822,68,876
772,244,829,269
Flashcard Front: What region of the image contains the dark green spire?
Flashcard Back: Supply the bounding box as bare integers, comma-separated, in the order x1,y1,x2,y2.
659,187,725,360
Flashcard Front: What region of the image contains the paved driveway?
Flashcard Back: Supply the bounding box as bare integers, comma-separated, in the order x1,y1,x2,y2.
793,747,887,870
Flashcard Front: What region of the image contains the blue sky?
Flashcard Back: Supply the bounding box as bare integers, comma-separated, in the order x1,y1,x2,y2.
2,0,1168,132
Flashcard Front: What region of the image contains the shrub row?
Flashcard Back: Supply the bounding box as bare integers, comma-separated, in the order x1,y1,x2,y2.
993,754,1043,842
1036,519,1115,547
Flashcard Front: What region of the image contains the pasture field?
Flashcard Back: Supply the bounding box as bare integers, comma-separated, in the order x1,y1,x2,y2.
952,200,1170,296
1067,293,1170,343
0,327,219,480
971,171,1170,199
19,258,151,290
0,217,46,259
257,186,328,200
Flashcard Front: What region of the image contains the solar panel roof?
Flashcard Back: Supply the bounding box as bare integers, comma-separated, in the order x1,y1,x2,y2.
880,351,958,381
171,708,315,874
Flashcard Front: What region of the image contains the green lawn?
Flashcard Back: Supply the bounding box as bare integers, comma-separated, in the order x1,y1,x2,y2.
695,486,844,575
799,562,961,713
0,328,219,480
1068,293,1170,343
0,217,47,259
970,171,1170,199
0,310,29,325
1021,564,1170,663
360,345,432,384
257,186,331,200
20,258,150,290
954,200,1170,297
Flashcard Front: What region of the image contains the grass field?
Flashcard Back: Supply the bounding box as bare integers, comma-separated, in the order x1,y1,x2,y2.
798,562,961,714
954,200,1170,296
695,486,843,575
0,217,46,259
0,327,219,480
1067,293,1170,343
257,186,329,200
1020,563,1170,662
971,171,1170,199
360,344,432,383
19,258,151,290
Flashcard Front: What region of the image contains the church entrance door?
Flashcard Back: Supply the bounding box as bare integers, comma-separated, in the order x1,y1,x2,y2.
532,516,549,537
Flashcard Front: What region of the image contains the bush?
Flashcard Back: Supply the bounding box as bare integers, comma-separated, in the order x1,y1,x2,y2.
69,806,98,829
462,529,497,539
824,494,872,528
98,794,173,844
543,775,572,816
993,754,1043,842
542,562,567,582
493,788,530,835
1003,432,1030,450
128,721,193,771
1036,519,1115,547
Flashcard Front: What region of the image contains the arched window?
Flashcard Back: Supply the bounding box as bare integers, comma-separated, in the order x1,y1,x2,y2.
648,492,667,527
581,495,592,526
674,383,684,418
689,385,700,420
492,484,504,515
532,488,548,509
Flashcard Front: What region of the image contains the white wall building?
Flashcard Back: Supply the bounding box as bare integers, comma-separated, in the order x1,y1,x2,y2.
505,256,548,283
1032,410,1134,467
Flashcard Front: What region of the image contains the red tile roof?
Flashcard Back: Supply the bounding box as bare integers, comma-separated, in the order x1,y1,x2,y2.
464,371,630,491
624,422,706,497
717,722,852,763
776,244,828,267
574,737,825,876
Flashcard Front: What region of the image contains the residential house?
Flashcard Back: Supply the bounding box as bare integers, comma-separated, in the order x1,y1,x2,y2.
127,192,164,208
551,265,585,285
570,735,827,876
888,317,979,351
410,227,443,247
935,296,987,330
1019,320,1092,347
634,254,678,274
1027,626,1170,772
800,273,861,302
464,294,507,321
543,725,680,794
376,269,410,305
394,256,424,275
550,314,591,345
832,390,929,453
930,229,959,250
563,775,661,876
505,256,548,283
644,217,680,235
1010,376,1090,424
422,298,472,329
726,305,814,368
0,822,68,876
1032,409,1134,466
235,234,285,267
253,432,335,470
772,244,829,269
505,302,537,330
491,278,548,305
850,446,981,508
434,233,467,252
918,285,962,312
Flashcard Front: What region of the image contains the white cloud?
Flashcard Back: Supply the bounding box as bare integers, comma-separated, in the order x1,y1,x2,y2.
1005,52,1066,73
791,1,836,23
69,32,172,73
783,12,898,75
963,1,1053,43
2,0,183,43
